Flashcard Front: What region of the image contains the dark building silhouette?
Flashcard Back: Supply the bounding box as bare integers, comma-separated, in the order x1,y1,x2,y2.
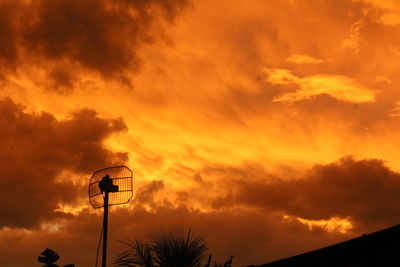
257,224,400,267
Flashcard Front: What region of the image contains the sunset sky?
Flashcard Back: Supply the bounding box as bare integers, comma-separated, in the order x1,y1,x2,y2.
2,0,400,266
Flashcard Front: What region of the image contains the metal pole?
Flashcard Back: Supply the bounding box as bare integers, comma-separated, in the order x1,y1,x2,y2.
102,191,109,267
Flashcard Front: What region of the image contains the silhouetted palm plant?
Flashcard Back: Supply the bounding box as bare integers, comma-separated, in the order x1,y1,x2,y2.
113,227,207,267
113,239,155,267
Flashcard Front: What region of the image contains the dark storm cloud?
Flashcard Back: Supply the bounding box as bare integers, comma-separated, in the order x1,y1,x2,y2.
24,0,137,77
4,156,398,266
136,180,165,204
107,204,347,266
0,98,128,228
25,0,188,75
203,157,400,231
0,0,189,88
0,205,349,267
48,67,75,93
0,1,21,71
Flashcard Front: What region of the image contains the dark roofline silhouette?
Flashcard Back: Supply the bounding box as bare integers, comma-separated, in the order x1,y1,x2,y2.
256,224,400,266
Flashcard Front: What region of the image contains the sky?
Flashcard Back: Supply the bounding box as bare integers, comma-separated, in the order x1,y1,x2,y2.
2,0,400,266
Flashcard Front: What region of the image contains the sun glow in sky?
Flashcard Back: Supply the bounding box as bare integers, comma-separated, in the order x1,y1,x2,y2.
2,0,400,266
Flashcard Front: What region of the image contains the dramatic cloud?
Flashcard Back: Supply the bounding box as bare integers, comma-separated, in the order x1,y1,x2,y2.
287,54,326,64
0,0,190,90
0,98,127,228
2,152,400,266
0,204,352,267
265,69,378,103
2,0,400,266
359,0,400,25
205,157,400,232
6,153,399,266
0,1,20,72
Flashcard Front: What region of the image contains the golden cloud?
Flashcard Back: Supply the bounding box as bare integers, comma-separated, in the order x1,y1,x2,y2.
287,54,326,64
265,68,378,103
3,0,400,266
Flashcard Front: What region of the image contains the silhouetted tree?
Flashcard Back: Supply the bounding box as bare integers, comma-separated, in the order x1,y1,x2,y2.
37,248,75,267
113,227,207,267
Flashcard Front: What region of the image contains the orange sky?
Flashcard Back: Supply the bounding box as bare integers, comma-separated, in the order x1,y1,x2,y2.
2,0,400,266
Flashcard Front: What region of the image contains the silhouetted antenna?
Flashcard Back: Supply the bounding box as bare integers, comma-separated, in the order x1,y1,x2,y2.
89,166,133,267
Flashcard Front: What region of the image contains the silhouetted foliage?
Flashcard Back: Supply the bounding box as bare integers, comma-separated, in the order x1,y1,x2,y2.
37,248,75,267
113,227,207,267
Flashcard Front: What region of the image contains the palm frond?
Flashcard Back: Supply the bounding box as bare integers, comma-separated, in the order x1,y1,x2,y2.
149,226,207,267
113,239,154,267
